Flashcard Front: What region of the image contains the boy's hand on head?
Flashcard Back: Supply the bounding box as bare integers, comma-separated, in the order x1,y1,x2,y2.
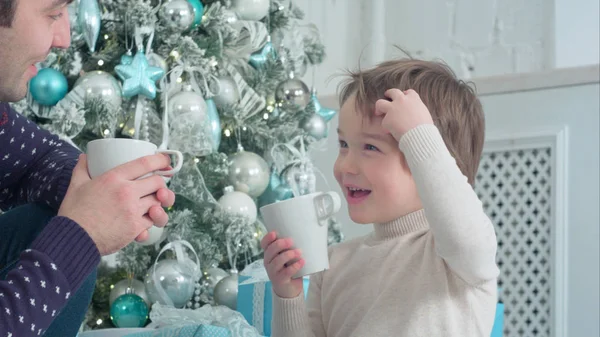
375,89,434,141
261,231,305,299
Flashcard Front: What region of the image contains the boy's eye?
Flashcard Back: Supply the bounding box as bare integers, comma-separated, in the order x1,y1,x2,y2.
338,140,348,148
365,144,379,151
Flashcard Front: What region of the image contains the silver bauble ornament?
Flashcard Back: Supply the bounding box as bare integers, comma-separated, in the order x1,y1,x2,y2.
144,259,196,308
74,70,122,109
147,52,168,73
109,279,151,308
275,74,311,110
202,267,229,296
213,75,240,107
213,272,238,310
218,186,258,222
168,89,208,119
160,0,195,31
300,114,328,140
230,0,270,21
228,150,270,197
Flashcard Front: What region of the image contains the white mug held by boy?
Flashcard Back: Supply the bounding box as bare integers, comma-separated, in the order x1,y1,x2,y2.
261,59,500,337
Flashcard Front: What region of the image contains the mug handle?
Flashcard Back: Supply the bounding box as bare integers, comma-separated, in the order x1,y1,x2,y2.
313,191,342,226
155,150,184,176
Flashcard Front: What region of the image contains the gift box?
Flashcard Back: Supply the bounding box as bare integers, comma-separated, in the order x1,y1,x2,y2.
123,325,230,337
237,260,310,336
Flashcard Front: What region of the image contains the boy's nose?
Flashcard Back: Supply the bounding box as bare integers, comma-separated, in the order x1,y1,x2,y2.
340,154,359,175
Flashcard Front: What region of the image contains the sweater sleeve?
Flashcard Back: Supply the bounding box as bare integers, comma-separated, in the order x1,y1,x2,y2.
0,103,79,211
271,272,326,337
399,124,499,285
0,217,100,337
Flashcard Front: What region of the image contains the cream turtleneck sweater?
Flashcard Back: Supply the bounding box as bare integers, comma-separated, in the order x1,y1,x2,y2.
271,125,500,337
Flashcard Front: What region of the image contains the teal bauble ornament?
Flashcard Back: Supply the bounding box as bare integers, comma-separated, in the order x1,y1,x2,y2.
109,294,148,328
29,68,68,106
205,98,221,152
258,166,293,208
249,36,276,69
188,0,204,27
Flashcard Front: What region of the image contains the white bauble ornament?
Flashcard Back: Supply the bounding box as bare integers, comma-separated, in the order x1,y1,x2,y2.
227,150,270,197
144,259,196,308
168,88,208,119
218,186,257,222
213,271,238,310
74,70,122,109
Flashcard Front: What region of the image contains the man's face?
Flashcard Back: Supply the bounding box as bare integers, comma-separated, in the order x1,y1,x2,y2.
0,0,71,102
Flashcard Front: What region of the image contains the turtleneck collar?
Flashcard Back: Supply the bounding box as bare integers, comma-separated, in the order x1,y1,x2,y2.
373,209,429,240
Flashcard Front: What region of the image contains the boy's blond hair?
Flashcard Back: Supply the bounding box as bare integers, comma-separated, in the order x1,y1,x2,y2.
338,58,485,186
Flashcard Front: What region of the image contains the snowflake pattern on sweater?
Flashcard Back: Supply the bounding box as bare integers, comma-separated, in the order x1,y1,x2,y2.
0,103,76,210
0,103,101,336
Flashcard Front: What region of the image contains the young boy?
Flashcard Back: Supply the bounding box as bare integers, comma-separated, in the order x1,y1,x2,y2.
261,59,500,336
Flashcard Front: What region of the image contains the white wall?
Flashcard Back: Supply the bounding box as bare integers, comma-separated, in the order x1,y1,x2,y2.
554,0,600,67
297,0,599,96
476,67,600,337
297,0,556,95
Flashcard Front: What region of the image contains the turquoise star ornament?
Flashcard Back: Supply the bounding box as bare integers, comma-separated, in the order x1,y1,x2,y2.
310,88,337,122
249,36,276,69
114,50,165,99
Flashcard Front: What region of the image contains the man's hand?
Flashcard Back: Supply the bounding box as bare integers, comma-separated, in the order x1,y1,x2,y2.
58,154,176,255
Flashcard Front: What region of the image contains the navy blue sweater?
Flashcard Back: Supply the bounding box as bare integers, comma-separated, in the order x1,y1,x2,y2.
0,103,100,336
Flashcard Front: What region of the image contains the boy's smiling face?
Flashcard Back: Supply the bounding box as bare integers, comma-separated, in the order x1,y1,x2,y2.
333,93,422,224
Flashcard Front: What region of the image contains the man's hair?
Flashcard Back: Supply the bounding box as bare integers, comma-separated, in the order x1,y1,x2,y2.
338,58,485,186
0,0,17,27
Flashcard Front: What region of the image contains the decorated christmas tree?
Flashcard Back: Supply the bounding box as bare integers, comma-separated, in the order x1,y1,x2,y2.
10,0,343,332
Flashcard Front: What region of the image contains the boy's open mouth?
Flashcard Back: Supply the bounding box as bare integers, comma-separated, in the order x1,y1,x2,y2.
348,187,371,198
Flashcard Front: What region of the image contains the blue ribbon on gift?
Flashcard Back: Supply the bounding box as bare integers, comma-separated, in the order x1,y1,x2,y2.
237,275,309,336
491,303,504,337
237,260,309,336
